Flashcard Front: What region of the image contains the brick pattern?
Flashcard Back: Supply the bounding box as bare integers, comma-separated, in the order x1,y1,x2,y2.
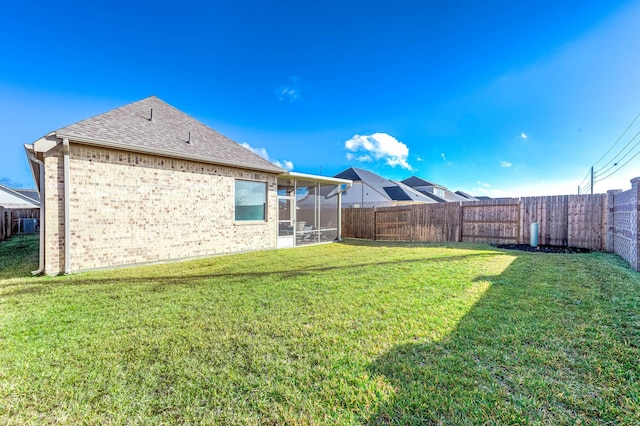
44,147,65,275
44,144,278,274
610,178,640,271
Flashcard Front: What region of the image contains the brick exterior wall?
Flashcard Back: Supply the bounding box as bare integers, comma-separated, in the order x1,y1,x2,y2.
43,144,278,274
44,146,65,274
609,178,640,271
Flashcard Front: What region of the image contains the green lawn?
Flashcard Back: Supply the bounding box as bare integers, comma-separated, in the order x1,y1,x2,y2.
1,235,639,424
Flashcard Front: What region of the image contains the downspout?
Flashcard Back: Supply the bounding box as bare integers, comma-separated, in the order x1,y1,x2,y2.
63,138,71,274
28,153,45,275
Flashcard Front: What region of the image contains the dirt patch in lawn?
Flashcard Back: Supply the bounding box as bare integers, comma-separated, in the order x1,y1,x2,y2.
494,244,592,254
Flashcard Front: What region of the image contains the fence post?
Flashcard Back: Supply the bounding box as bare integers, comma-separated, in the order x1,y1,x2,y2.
5,209,11,240
606,190,621,253
373,206,377,241
458,202,463,242
632,177,640,271
0,207,4,241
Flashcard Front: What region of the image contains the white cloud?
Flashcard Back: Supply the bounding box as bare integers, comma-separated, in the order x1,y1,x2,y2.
416,156,424,162
520,132,528,139
441,152,452,166
344,133,412,170
241,142,294,171
276,76,302,103
501,161,512,168
274,160,294,171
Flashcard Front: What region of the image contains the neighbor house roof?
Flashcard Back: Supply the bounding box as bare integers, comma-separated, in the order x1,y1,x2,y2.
334,168,436,204
0,185,40,209
40,96,284,174
402,176,439,188
14,189,40,203
402,175,476,202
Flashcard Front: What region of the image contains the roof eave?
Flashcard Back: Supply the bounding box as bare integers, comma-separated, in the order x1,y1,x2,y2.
280,171,353,185
55,132,284,174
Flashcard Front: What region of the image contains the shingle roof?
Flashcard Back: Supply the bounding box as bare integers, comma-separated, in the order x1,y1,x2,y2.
402,176,437,188
334,168,436,203
390,180,438,203
0,185,40,208
419,191,446,202
55,96,283,174
14,189,40,203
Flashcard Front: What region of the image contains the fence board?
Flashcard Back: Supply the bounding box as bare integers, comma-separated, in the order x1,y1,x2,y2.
340,195,608,251
461,199,520,244
520,195,569,246
0,207,5,241
375,207,412,241
568,194,606,250
341,207,375,239
411,203,461,242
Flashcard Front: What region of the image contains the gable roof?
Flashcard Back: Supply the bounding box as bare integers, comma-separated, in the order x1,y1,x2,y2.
402,176,439,188
403,175,478,202
390,180,438,203
51,96,283,174
0,185,40,209
14,189,40,203
421,191,446,202
334,168,436,204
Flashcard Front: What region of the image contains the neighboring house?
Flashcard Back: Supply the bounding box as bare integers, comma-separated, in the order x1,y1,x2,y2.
14,189,41,203
24,96,350,275
401,176,478,202
0,185,40,240
0,185,40,209
335,167,437,208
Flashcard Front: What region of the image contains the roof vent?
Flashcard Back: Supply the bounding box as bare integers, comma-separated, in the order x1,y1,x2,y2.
186,131,193,145
149,108,155,122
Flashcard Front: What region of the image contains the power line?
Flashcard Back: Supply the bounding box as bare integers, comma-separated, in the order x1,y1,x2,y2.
576,111,640,193
592,111,640,169
595,147,640,183
594,128,640,174
577,168,592,189
594,132,640,179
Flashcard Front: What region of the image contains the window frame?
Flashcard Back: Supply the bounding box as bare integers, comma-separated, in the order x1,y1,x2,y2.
234,179,268,222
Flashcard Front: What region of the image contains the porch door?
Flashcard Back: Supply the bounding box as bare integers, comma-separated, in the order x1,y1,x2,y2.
277,195,295,248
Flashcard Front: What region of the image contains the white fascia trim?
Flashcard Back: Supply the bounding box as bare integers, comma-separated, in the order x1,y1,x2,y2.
279,171,353,186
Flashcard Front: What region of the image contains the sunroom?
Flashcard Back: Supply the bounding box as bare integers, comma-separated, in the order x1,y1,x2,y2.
276,172,352,248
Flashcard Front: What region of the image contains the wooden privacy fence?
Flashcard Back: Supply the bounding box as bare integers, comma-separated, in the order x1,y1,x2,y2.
341,194,608,250
0,207,40,242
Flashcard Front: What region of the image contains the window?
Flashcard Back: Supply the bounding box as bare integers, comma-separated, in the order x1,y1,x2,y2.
235,180,267,221
435,187,445,197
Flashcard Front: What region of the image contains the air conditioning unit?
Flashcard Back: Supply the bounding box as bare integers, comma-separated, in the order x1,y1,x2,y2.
20,218,39,233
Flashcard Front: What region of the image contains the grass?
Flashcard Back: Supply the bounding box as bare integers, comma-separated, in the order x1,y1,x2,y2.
1,234,639,424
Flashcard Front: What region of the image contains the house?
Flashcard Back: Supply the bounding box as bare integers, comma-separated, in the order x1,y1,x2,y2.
0,185,40,209
24,96,350,275
401,176,478,202
334,167,437,208
0,185,40,240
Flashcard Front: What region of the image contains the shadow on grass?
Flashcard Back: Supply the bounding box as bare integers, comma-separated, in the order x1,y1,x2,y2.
365,254,640,424
1,250,506,297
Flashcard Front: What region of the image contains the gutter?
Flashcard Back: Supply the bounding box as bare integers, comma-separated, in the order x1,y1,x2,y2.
63,138,71,274
26,151,45,275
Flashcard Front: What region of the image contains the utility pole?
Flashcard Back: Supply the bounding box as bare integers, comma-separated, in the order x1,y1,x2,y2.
590,166,594,195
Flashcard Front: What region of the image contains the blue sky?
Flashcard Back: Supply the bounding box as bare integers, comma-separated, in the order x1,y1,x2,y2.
2,1,640,196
